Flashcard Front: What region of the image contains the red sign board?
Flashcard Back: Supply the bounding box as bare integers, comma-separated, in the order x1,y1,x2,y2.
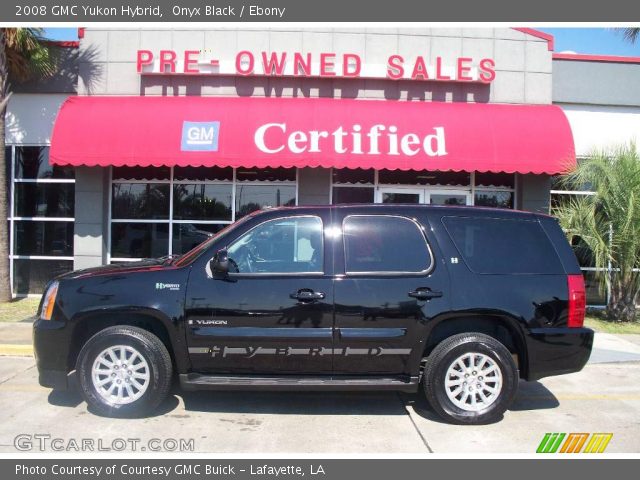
136,49,496,83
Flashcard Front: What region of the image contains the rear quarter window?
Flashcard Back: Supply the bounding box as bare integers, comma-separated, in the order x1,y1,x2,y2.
441,216,563,274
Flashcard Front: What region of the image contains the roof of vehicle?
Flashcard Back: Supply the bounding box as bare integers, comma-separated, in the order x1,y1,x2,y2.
257,204,552,220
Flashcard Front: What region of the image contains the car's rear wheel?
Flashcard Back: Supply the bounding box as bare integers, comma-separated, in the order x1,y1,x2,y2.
422,332,518,425
76,325,172,417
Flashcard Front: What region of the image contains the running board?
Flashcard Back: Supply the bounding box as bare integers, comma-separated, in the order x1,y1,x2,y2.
179,373,420,392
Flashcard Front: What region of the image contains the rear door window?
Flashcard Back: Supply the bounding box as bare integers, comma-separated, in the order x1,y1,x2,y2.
343,215,432,274
442,216,563,274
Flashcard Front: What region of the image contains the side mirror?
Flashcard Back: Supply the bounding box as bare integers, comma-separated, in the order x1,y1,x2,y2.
209,249,229,277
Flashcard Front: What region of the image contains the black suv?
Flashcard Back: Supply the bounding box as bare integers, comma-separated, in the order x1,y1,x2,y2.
34,205,593,424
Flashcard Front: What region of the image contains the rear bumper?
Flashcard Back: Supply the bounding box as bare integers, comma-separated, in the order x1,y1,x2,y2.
525,327,594,381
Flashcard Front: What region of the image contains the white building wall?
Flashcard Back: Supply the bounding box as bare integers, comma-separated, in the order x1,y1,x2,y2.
5,93,69,145
559,103,640,157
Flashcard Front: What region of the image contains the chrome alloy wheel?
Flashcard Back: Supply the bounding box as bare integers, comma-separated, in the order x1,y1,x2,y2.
444,352,503,412
91,345,150,405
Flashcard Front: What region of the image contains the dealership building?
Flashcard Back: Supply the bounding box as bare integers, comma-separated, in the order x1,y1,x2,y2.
6,27,640,303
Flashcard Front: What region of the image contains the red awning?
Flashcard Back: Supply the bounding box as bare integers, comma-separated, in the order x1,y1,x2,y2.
50,96,575,174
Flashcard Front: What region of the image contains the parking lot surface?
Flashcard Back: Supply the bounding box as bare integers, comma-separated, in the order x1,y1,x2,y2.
0,333,639,454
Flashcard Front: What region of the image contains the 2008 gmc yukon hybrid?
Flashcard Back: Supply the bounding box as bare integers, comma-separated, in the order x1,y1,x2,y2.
34,205,593,424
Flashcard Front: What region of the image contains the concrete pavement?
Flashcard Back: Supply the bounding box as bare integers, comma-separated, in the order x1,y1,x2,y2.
0,328,638,453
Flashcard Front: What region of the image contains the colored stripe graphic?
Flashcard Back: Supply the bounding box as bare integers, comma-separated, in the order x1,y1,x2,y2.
537,433,613,453
560,433,589,453
583,433,613,453
537,433,566,453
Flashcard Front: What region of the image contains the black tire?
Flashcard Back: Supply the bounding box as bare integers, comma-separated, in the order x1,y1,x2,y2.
422,332,518,425
76,325,172,418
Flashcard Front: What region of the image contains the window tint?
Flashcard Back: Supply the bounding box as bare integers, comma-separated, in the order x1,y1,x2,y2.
442,216,563,274
343,216,431,274
227,216,323,274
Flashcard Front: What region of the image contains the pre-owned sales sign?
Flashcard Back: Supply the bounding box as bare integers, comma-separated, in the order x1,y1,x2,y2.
136,49,497,83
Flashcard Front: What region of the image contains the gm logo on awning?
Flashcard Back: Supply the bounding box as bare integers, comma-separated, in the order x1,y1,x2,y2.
181,121,220,151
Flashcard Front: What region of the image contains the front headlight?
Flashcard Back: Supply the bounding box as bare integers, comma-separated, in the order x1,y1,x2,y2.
40,281,59,320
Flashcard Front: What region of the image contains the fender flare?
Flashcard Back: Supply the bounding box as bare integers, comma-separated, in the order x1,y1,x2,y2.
68,306,191,373
415,311,529,376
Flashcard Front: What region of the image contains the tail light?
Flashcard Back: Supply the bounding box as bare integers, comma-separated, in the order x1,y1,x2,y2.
567,274,586,328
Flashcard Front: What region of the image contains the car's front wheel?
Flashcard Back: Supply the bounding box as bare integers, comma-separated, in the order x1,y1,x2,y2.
422,332,518,425
76,325,172,417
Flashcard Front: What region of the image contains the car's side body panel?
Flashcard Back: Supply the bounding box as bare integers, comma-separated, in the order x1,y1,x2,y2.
32,204,593,393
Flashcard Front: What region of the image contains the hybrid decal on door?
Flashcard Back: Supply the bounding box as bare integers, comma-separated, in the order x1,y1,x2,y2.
181,121,220,151
187,346,412,357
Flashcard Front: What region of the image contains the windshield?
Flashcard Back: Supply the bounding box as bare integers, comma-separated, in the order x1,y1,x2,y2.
173,214,255,267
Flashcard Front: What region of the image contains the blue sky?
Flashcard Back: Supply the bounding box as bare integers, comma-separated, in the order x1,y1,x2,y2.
44,27,640,56
539,28,640,55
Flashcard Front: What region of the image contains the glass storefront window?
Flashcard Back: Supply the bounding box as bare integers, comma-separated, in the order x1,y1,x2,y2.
235,184,296,219
15,147,74,179
379,169,470,186
112,166,170,181
110,167,296,260
8,146,75,294
13,259,74,295
172,224,226,255
173,184,232,221
111,183,170,220
332,168,375,185
111,223,169,259
474,191,514,209
174,166,233,181
332,187,375,204
14,221,74,256
14,183,75,217
475,172,515,189
236,167,296,182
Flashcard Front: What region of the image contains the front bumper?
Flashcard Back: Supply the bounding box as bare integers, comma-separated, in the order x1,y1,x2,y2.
38,368,69,390
525,327,594,381
33,319,72,390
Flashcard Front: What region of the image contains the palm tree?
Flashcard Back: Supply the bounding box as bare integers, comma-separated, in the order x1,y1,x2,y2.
0,28,56,301
553,143,640,322
621,28,640,44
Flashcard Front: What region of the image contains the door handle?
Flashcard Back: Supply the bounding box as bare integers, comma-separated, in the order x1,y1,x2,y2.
408,288,443,300
290,289,326,302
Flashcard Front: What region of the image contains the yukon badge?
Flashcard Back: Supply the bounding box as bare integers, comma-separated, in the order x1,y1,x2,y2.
194,319,228,326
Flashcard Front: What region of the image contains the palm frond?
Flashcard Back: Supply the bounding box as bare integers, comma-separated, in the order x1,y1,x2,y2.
622,28,640,43
554,142,640,309
1,27,57,83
